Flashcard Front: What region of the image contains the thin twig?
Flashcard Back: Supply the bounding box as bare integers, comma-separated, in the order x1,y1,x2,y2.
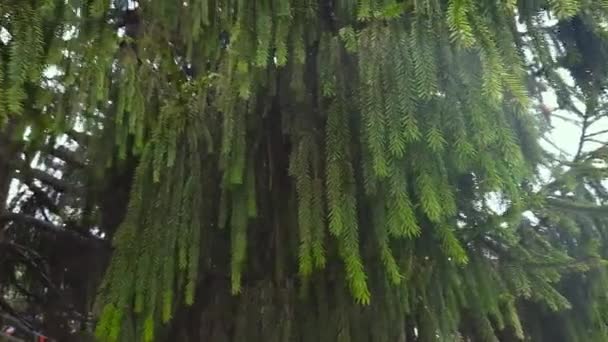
551,113,581,125
574,110,591,161
584,128,608,139
585,138,607,145
541,136,572,157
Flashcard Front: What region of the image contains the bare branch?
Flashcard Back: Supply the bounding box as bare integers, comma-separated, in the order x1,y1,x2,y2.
2,242,54,290
574,104,595,161
551,113,581,125
541,136,572,157
47,146,86,168
13,166,78,194
585,138,607,145
0,302,34,331
0,213,105,244
65,130,89,147
563,102,585,117
21,180,60,214
1,213,65,234
584,128,608,140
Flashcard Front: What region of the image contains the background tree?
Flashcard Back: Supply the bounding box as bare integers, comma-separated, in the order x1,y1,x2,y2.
0,2,133,338
2,0,608,341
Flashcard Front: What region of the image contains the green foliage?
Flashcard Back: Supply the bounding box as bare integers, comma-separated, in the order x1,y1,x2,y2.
4,0,608,341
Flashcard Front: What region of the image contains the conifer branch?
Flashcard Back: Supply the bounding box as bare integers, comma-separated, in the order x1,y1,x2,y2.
20,179,61,214
5,0,608,339
65,130,89,147
0,213,105,243
13,166,79,194
47,146,86,168
545,198,608,215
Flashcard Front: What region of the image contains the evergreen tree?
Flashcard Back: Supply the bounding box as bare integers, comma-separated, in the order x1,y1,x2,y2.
2,0,608,341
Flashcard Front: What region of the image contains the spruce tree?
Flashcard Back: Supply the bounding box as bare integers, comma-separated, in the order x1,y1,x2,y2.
2,0,608,341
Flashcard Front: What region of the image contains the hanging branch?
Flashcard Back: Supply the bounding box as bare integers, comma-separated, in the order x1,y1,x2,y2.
12,165,80,194
20,180,61,215
0,212,106,243
545,197,608,215
46,146,86,168
65,130,89,147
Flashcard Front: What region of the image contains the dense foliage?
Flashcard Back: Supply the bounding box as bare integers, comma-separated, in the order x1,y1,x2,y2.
2,0,608,341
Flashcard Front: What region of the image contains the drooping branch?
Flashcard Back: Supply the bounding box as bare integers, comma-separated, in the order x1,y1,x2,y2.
1,212,65,233
13,165,80,194
47,146,86,168
20,180,61,215
3,244,54,292
545,197,608,215
551,112,582,125
0,212,105,244
65,130,89,147
0,301,34,331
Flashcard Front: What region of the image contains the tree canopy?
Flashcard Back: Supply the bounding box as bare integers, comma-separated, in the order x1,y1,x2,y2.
2,0,608,341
